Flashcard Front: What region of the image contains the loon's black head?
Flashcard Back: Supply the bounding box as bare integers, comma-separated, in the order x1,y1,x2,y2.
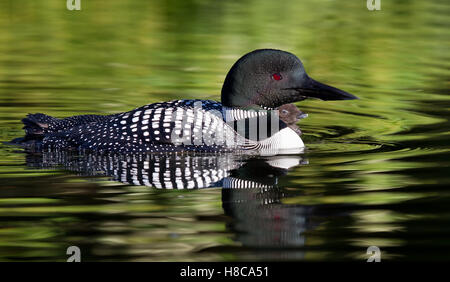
221,49,358,109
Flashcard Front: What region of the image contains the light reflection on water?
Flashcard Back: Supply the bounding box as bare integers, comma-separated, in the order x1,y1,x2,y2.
0,0,449,261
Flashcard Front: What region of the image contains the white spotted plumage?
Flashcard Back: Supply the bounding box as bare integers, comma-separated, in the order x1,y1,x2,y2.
35,99,303,154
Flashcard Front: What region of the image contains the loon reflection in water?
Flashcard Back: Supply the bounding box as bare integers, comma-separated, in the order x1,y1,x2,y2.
24,151,307,189
24,150,325,254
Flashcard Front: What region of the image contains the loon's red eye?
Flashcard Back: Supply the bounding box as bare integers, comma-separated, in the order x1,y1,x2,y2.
272,73,282,81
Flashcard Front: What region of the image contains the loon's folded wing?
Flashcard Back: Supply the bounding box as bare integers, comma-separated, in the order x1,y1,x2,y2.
89,99,244,152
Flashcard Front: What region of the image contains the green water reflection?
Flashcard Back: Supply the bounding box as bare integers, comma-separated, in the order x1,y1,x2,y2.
0,0,449,261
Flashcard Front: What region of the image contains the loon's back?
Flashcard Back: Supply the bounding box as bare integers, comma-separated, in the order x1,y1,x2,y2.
18,100,222,152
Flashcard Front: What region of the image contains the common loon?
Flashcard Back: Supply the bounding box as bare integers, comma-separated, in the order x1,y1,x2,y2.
278,103,308,136
15,49,357,154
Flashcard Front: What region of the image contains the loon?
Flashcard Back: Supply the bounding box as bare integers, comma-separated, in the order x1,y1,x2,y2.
15,49,357,154
278,103,308,136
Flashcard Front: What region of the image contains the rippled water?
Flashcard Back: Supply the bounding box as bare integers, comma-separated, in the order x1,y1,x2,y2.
0,0,449,261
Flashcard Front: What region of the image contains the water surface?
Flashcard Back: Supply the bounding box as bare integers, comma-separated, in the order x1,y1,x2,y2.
0,0,449,261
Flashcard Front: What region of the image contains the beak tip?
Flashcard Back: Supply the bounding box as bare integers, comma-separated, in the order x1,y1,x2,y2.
344,94,359,100
349,93,360,100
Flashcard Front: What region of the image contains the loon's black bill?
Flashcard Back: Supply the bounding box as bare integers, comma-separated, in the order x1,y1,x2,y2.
295,77,358,101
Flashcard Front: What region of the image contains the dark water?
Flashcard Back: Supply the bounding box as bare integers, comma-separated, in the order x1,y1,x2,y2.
0,0,449,261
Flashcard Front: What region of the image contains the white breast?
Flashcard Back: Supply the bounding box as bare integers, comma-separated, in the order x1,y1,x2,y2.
257,127,305,156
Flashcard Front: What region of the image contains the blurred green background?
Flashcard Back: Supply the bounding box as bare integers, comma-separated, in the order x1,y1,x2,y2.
0,0,449,261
